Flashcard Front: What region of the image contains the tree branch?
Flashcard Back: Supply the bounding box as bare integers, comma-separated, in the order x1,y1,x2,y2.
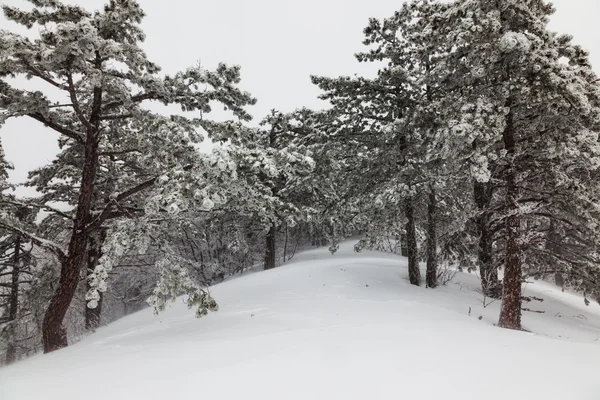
23,63,65,90
0,221,65,262
66,71,94,132
98,149,141,157
99,113,134,121
102,92,157,112
0,199,74,221
26,113,84,144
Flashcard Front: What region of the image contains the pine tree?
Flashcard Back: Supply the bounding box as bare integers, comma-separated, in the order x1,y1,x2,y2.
0,0,255,352
444,0,600,329
312,0,459,286
202,110,316,271
0,142,38,364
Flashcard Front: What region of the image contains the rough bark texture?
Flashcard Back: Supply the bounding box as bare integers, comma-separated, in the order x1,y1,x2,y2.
426,188,438,288
42,81,102,352
474,181,501,298
498,109,522,330
85,232,104,330
405,197,421,286
264,223,277,270
5,236,21,364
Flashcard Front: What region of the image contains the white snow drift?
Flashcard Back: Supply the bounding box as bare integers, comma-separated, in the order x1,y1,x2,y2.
1,241,599,400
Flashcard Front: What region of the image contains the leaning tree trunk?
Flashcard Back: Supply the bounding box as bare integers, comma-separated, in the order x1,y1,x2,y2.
474,181,500,298
85,231,105,330
426,188,438,288
5,236,21,364
264,223,277,270
498,108,522,330
42,125,100,353
405,197,421,286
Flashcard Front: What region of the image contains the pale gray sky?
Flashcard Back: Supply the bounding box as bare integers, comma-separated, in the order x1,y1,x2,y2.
1,0,599,195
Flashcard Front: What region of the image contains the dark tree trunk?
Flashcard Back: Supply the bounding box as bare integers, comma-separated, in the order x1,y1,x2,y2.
42,117,100,353
554,272,564,288
426,188,438,288
474,181,501,298
400,234,408,257
498,109,522,330
405,197,421,286
264,223,276,270
283,223,289,263
5,236,21,364
85,232,105,330
546,221,564,288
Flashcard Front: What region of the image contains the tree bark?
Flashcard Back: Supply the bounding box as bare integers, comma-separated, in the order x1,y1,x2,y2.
426,188,438,288
400,234,408,257
546,221,565,288
42,120,100,353
498,108,522,330
85,232,105,330
405,197,421,286
5,236,21,364
474,181,501,298
264,223,277,270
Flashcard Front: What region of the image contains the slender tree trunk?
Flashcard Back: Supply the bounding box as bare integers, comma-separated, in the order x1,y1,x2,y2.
42,126,100,353
85,232,104,330
474,181,500,298
405,197,421,286
5,236,21,364
498,109,522,330
264,223,276,270
426,188,438,288
283,223,289,263
545,221,565,288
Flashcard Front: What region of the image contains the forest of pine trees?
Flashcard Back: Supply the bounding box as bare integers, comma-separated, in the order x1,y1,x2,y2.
1,0,600,363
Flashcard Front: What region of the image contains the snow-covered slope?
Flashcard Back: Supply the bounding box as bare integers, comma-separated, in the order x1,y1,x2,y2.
2,242,600,400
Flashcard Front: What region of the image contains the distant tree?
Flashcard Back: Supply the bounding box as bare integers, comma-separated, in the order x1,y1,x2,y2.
0,143,37,364
312,0,460,287
202,110,316,271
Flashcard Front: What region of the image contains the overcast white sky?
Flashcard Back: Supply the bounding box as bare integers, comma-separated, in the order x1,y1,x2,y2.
1,0,599,194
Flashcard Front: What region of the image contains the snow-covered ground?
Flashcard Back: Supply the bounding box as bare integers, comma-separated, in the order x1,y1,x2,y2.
2,241,600,400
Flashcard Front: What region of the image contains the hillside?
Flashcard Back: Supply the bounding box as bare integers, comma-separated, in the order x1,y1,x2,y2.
1,242,600,400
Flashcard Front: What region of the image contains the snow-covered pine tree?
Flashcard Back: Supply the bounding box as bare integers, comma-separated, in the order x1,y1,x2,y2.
0,205,36,365
0,0,255,352
312,0,461,287
202,110,316,270
0,141,38,364
444,0,600,329
358,0,464,288
312,54,423,284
